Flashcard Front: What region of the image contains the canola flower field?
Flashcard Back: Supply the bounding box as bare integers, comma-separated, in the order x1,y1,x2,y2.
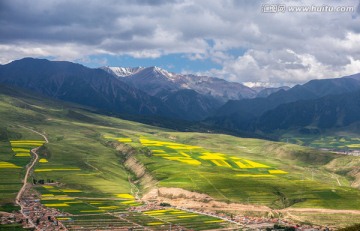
37,185,233,230
37,185,140,214
103,135,360,210
0,139,45,212
27,134,235,230
2,87,360,228
0,127,358,229
140,138,287,176
105,136,287,177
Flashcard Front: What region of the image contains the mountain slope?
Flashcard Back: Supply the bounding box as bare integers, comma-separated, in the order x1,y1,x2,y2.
103,66,257,101
215,77,360,118
102,66,144,77
120,66,180,96
162,89,223,121
1,84,360,229
258,90,360,132
206,75,360,133
255,86,290,98
0,58,173,117
104,66,228,120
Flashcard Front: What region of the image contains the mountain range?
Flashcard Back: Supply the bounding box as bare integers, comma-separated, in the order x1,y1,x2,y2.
0,58,283,121
206,73,360,133
1,58,360,136
257,90,360,132
102,66,258,101
0,58,173,117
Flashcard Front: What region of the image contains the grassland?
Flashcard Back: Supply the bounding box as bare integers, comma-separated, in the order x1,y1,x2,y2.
281,130,360,151
102,134,360,211
0,86,359,228
0,125,44,212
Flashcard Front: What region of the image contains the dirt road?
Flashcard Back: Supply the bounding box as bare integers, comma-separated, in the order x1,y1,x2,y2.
15,126,49,230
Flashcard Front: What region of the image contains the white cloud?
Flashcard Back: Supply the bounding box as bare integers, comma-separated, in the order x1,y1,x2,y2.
201,47,360,87
0,0,360,85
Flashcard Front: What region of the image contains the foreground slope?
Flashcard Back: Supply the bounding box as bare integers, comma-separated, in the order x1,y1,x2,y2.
0,85,360,228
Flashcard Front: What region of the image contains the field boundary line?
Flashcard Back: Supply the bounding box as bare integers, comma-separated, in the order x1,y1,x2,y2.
330,173,342,186
198,172,229,201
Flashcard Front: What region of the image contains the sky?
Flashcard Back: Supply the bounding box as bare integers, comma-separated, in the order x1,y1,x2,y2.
1,0,360,87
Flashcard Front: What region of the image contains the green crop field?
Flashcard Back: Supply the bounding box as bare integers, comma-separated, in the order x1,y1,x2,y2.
101,134,360,210
281,130,360,151
0,125,45,212
0,87,360,228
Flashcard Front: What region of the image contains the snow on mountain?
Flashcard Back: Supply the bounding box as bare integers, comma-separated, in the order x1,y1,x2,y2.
102,65,257,101
179,74,257,101
101,66,144,77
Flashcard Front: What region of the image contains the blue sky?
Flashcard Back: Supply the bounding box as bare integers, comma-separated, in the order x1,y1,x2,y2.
1,0,360,86
78,53,223,74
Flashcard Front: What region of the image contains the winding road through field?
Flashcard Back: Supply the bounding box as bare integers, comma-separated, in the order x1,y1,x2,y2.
15,126,48,230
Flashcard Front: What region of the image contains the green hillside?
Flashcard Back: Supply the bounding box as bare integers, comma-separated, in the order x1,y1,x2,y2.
0,85,360,228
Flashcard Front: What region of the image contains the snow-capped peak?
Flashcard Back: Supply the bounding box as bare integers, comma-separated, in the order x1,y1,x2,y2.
101,66,144,77
101,65,260,100
149,66,174,79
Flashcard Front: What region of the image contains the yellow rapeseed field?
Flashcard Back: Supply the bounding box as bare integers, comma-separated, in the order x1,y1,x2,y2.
12,148,30,152
44,203,69,207
147,222,164,225
178,214,199,218
35,168,81,172
204,220,224,223
15,153,31,157
105,136,287,176
39,158,48,163
0,161,21,168
116,193,134,199
61,189,82,193
117,138,132,143
268,170,288,174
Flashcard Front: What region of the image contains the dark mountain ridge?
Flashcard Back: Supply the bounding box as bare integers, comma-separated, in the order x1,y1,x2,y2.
206,75,360,133
2,58,360,137
258,90,360,132
0,58,173,117
215,77,360,118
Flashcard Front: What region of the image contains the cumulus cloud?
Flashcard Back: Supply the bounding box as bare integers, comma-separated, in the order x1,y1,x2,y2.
0,0,360,85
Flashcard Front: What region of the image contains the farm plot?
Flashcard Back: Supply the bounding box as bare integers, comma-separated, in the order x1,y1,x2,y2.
37,185,138,214
112,137,287,177
281,134,360,151
58,208,234,231
10,140,45,166
104,136,360,210
57,214,137,231
0,140,44,209
142,209,230,230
